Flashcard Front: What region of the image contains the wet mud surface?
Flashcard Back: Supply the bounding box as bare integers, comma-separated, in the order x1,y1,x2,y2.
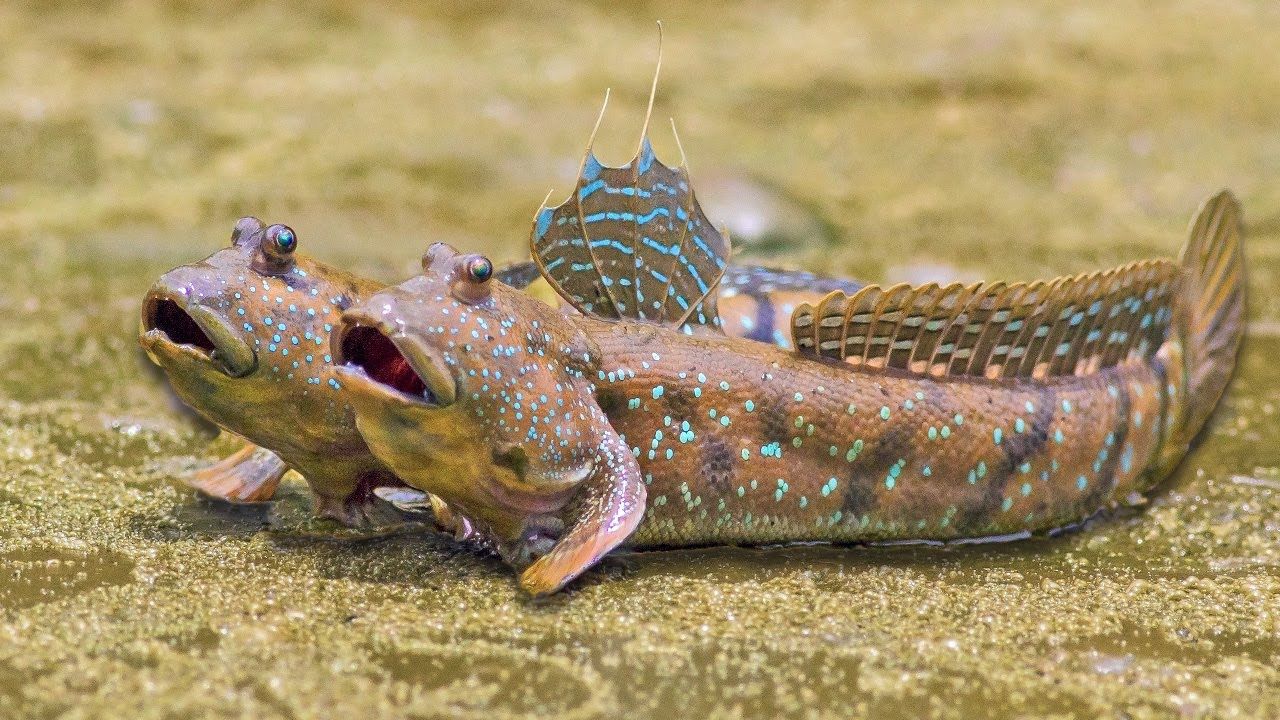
1,1,1278,717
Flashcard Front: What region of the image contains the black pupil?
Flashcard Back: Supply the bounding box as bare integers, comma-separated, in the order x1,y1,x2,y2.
473,260,490,280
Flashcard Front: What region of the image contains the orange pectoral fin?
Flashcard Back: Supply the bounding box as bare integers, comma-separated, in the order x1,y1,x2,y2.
188,442,288,503
519,432,646,596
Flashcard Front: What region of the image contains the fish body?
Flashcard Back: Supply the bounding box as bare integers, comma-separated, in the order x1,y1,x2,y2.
332,131,1243,594
140,218,398,524
140,217,862,524
581,315,1168,545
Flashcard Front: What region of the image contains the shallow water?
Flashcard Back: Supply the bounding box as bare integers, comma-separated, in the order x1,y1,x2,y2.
2,1,1279,718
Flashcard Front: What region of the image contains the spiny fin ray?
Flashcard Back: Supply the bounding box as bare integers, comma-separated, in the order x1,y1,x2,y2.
530,128,729,332
792,259,1181,380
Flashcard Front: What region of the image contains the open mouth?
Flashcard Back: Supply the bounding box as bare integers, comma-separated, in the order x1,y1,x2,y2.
145,297,217,354
141,293,256,377
337,324,437,403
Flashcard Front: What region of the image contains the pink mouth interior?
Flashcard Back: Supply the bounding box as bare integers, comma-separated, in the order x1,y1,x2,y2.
340,326,430,398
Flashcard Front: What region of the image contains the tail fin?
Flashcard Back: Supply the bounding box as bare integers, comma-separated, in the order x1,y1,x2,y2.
1173,190,1245,439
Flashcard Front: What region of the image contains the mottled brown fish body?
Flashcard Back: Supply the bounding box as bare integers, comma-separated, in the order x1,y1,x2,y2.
334,191,1241,595
586,318,1169,546
141,223,396,520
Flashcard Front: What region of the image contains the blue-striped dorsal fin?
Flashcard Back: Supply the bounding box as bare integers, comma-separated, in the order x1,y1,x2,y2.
791,258,1180,380
529,90,730,333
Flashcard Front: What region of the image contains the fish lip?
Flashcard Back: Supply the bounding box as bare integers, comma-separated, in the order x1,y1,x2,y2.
331,310,458,408
140,290,258,378
332,363,433,410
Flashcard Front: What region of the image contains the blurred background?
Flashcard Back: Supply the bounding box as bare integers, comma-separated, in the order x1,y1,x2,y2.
1,2,1278,718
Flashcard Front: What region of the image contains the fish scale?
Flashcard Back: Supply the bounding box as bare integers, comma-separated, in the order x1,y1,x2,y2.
585,317,1168,546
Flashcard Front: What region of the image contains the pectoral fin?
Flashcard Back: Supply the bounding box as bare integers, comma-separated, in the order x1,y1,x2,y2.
372,486,477,540
188,443,287,503
519,432,646,596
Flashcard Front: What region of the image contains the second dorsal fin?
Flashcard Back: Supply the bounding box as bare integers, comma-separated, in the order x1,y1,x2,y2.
529,85,730,332
791,259,1180,380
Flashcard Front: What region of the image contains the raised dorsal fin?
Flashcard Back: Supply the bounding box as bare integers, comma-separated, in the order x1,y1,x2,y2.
791,259,1180,380
529,85,730,333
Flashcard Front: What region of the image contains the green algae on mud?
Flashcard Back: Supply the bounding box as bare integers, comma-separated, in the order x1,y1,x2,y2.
2,0,1280,717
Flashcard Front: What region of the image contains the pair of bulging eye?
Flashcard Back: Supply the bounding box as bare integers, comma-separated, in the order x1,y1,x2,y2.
231,217,297,274
421,242,494,304
229,221,493,293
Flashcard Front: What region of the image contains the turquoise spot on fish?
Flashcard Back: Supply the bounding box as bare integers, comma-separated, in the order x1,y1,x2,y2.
744,400,755,412
1054,429,1064,444
880,406,891,420
1014,418,1026,433
993,428,1003,445
651,385,664,399
1001,497,1013,512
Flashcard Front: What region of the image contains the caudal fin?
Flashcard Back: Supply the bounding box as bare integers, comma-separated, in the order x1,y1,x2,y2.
1175,190,1245,437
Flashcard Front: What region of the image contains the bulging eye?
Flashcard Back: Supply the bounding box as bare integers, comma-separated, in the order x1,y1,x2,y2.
450,253,496,305
269,225,297,255
254,224,298,274
467,256,493,283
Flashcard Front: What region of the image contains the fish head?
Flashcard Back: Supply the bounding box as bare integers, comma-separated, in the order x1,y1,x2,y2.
332,242,604,539
141,217,369,444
